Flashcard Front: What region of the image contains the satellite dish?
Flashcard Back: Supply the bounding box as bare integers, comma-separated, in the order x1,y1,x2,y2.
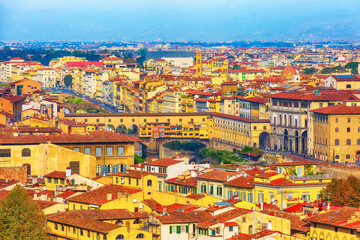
121,179,125,184
43,186,47,191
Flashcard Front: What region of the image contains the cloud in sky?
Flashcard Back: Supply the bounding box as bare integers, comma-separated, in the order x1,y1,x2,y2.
1,0,359,41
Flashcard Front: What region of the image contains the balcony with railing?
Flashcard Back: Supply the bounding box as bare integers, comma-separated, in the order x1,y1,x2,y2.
288,174,333,180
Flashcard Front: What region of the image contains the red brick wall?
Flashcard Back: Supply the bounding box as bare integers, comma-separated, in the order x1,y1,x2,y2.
0,166,27,184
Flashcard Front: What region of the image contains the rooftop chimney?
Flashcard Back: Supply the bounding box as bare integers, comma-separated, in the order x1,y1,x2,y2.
107,193,112,201
163,207,167,215
66,167,72,177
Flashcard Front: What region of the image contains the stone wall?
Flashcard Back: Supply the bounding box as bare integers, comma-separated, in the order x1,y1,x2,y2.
0,166,27,184
287,154,360,178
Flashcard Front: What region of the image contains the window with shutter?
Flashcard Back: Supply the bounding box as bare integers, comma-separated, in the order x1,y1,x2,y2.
169,226,172,234
186,225,189,233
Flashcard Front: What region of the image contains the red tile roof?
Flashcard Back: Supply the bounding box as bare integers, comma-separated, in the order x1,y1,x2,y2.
66,61,103,68
47,211,121,233
44,171,67,179
142,199,163,212
227,230,279,240
156,210,212,224
197,170,238,182
186,194,206,200
197,208,252,228
165,176,197,187
0,179,19,190
311,104,360,115
243,97,268,104
34,200,59,209
305,207,360,226
255,171,279,179
1,95,26,103
211,113,270,123
260,209,309,232
145,158,183,167
56,190,77,199
67,185,141,205
112,170,149,179
0,131,140,145
224,175,254,189
283,203,303,213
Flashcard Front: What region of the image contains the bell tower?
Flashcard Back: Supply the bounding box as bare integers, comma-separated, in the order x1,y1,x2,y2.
221,59,229,80
195,52,203,78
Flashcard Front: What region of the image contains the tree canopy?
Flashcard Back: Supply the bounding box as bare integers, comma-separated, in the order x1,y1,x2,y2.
321,175,360,207
303,67,317,75
0,185,47,240
64,74,73,88
345,62,359,74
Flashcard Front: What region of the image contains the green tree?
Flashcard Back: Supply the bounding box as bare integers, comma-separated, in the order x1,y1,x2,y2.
345,62,359,74
303,67,317,75
135,154,145,164
0,185,46,240
64,74,73,88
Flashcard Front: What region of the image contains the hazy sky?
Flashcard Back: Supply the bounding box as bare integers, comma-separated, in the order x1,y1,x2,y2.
1,0,360,41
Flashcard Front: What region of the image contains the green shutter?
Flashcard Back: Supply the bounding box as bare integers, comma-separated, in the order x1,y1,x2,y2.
177,225,181,234
186,225,189,233
170,226,172,234
212,230,215,236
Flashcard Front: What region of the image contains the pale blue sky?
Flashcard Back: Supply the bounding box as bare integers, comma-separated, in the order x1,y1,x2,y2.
1,0,359,41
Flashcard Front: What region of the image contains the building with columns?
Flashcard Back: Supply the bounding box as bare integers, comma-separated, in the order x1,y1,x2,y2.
269,90,358,155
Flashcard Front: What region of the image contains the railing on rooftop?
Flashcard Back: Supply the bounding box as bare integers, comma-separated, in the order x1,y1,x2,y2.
288,174,333,180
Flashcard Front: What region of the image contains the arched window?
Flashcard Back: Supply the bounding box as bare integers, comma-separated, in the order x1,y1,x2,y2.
116,235,124,239
136,234,144,239
357,139,360,145
96,165,101,175
346,84,352,89
289,115,292,127
22,164,31,175
22,148,31,157
335,155,340,159
147,180,152,187
335,127,338,132
108,165,112,174
115,220,123,225
335,139,339,145
248,225,253,234
347,127,350,132
347,139,351,145
133,219,141,224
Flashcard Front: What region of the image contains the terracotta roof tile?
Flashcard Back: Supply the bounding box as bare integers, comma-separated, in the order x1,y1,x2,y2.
261,209,309,232
197,170,238,182
197,208,252,228
44,171,67,179
211,113,270,123
311,104,360,115
157,210,212,224
67,185,141,205
0,131,140,145
145,158,183,167
35,200,59,209
165,176,197,187
306,207,360,226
